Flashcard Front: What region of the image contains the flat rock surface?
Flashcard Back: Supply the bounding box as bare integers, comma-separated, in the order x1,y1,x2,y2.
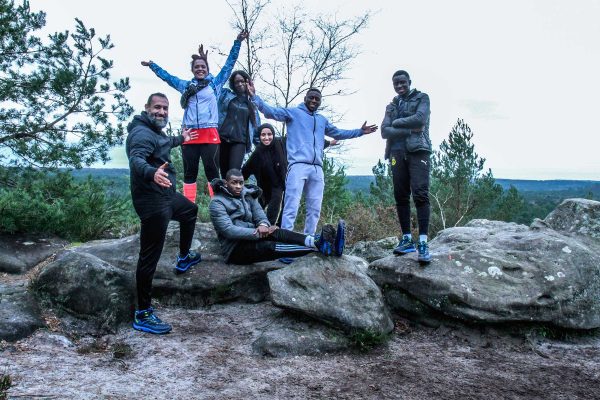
348,236,397,263
2,301,599,400
0,234,66,274
369,218,600,329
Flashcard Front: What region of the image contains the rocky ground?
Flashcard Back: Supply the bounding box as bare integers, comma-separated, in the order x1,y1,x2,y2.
3,199,600,399
2,301,599,400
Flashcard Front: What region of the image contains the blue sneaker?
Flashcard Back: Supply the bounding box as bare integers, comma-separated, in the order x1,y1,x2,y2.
417,241,431,265
175,251,201,274
334,219,346,257
133,307,172,334
315,224,336,256
393,236,416,255
278,257,295,264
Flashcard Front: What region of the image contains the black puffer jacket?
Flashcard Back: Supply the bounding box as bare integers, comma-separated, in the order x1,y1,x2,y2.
381,89,431,159
125,112,184,218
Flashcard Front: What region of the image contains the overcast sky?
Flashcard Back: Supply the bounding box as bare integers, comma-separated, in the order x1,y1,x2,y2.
31,0,600,179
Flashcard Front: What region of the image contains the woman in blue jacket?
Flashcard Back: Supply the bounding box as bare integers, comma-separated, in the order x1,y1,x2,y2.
217,70,261,177
141,30,248,203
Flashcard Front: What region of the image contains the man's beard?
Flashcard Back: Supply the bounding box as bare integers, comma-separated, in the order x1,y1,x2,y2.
148,113,168,129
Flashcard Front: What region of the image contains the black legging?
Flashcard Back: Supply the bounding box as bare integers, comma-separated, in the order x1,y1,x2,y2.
227,228,314,264
260,187,284,225
136,193,197,310
390,149,431,236
182,143,220,184
219,142,246,178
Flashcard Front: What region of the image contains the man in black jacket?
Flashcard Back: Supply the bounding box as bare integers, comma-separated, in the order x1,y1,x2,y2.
126,93,201,334
381,70,432,264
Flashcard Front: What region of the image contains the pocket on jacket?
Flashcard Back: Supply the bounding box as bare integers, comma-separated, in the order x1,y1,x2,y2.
406,132,423,152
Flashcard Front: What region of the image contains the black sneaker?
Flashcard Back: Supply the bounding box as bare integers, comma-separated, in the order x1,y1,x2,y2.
333,219,346,257
393,236,416,255
315,224,336,256
132,307,172,334
417,241,431,265
175,251,201,274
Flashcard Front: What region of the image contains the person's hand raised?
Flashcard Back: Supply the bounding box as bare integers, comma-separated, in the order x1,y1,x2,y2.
141,60,153,67
361,121,378,135
237,30,249,41
247,79,256,97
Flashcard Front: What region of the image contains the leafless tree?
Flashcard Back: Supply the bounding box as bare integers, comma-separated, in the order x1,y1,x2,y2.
225,0,272,79
225,2,371,136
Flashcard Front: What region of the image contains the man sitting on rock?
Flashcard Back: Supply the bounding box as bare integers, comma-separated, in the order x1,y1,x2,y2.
126,92,202,335
209,169,345,264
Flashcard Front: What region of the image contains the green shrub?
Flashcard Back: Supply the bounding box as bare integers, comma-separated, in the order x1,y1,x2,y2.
0,168,137,241
0,374,11,400
348,329,390,352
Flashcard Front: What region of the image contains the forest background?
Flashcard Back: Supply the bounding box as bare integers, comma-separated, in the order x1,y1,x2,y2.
1,0,598,243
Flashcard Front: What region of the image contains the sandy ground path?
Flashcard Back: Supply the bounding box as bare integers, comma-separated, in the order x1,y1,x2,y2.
2,301,600,400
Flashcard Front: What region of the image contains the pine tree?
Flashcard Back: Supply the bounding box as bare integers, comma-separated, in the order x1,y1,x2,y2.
430,118,503,230
0,0,133,168
369,159,394,206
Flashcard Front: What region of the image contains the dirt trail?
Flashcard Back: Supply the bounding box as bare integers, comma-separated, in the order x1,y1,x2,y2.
2,302,599,399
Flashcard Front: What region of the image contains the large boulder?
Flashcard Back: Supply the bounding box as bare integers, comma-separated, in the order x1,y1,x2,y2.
348,236,397,263
369,208,600,330
73,223,281,307
32,251,135,329
541,198,600,239
252,313,350,357
0,278,45,341
268,255,394,335
31,223,283,327
73,223,222,270
0,234,67,274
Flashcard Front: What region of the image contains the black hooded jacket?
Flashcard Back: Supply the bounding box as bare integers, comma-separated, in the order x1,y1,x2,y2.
242,136,287,193
125,112,184,218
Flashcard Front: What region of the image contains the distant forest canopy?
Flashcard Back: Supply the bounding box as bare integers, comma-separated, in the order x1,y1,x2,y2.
70,168,600,197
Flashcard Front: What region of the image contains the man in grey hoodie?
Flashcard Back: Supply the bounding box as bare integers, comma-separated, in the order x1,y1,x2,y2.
209,169,345,264
248,84,377,235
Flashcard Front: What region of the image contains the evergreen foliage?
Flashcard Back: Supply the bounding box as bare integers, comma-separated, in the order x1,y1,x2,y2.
0,168,137,241
430,119,504,231
369,159,394,206
0,0,133,168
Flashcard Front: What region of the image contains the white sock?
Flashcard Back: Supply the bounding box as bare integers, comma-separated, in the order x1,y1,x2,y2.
305,235,316,248
419,234,428,243
403,233,412,241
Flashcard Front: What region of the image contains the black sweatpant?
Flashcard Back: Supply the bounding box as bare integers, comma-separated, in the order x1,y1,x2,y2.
182,143,220,184
227,228,314,264
390,149,431,236
136,193,198,310
219,142,246,178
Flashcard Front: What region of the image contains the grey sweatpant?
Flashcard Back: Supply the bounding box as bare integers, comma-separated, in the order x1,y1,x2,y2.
281,163,324,235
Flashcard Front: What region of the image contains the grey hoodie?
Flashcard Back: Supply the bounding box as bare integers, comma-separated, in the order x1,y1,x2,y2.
209,179,270,262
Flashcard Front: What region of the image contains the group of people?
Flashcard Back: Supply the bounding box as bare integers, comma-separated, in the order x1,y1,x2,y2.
126,31,432,334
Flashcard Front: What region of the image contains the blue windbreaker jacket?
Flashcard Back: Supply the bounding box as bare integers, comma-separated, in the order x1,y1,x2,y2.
252,96,363,168
148,40,242,129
